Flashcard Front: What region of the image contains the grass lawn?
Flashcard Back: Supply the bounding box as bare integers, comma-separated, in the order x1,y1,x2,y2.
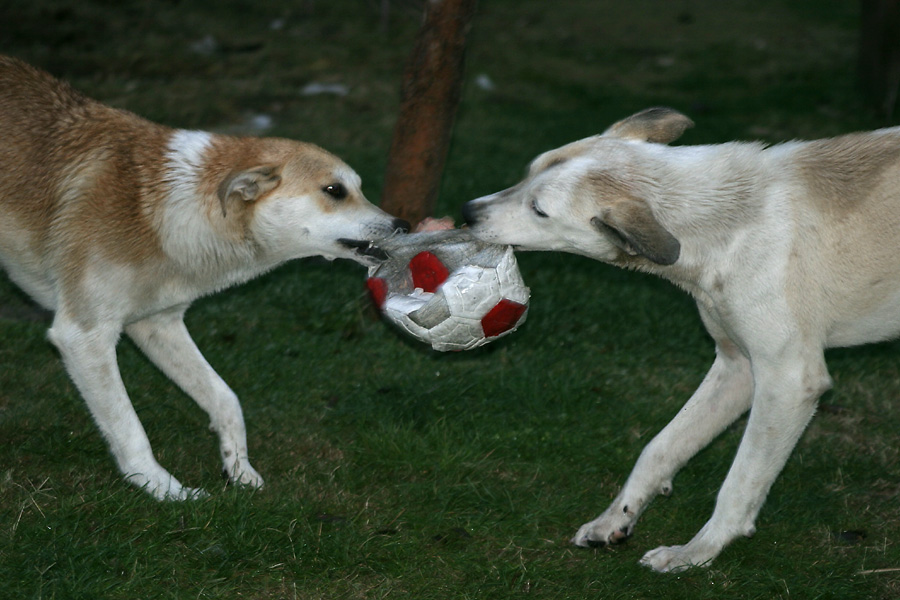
1,0,899,598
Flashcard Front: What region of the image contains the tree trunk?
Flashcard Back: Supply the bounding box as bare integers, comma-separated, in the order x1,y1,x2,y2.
858,0,900,117
380,0,478,227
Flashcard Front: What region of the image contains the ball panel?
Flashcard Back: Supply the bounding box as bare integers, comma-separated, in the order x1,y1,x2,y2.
381,290,434,340
481,299,528,338
495,247,530,304
409,251,449,293
442,266,502,318
409,290,453,328
365,277,388,308
429,315,487,351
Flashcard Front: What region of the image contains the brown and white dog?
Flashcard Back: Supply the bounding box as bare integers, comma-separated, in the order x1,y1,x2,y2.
0,56,408,500
463,107,900,571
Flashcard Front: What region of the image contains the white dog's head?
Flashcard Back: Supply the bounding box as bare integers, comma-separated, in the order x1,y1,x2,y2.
463,108,693,267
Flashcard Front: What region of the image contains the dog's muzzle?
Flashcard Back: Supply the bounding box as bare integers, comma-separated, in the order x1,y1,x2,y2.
338,218,409,263
338,239,390,262
461,201,480,227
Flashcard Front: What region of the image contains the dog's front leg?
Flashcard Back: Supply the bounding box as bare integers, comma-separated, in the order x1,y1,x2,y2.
640,348,830,572
572,337,752,548
125,308,264,491
48,315,201,500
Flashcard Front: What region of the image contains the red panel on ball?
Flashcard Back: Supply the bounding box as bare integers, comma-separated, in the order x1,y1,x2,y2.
409,251,449,293
481,299,527,338
365,277,388,309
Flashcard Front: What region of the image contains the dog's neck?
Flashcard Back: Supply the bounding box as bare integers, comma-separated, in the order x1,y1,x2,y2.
634,141,776,289
158,130,277,292
652,142,770,233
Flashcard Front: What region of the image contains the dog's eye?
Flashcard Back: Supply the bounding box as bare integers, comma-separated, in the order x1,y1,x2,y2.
323,183,348,200
531,199,549,218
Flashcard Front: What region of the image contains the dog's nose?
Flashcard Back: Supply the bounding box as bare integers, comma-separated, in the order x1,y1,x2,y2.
461,202,479,227
392,218,411,233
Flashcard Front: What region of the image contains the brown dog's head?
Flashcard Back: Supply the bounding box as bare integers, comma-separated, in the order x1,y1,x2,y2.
462,108,692,266
197,136,409,266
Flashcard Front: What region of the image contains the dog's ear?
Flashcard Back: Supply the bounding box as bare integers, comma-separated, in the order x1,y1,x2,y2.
602,107,693,144
590,199,680,265
218,164,282,217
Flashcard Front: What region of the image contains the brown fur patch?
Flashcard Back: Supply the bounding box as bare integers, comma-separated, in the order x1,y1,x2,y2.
583,170,636,200
530,139,598,175
0,56,175,319
200,136,347,220
581,171,680,266
795,131,900,216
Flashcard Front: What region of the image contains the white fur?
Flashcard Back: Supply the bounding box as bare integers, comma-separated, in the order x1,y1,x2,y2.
0,220,55,308
161,131,265,289
463,108,900,572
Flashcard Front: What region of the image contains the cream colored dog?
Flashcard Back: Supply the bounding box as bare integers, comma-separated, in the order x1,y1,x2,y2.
463,107,900,571
0,56,408,500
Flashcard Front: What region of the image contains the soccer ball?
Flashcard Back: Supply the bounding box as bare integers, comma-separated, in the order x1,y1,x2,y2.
366,230,530,351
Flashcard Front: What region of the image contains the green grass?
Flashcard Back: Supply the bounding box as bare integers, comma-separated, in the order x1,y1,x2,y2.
2,0,899,598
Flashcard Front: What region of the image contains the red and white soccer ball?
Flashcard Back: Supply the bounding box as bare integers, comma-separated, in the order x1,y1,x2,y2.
366,231,530,351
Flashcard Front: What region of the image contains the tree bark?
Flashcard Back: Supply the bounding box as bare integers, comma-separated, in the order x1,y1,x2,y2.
858,0,900,117
380,0,478,227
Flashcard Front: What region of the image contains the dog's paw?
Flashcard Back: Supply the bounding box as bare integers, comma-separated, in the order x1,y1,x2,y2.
131,472,207,501
223,461,265,490
640,543,717,573
571,508,636,547
165,486,209,501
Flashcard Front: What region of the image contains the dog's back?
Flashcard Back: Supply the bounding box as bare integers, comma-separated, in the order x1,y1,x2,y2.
0,56,171,309
0,56,79,240
776,129,900,346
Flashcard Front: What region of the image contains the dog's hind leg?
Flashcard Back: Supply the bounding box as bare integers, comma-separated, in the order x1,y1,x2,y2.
640,343,830,572
48,314,202,500
572,334,752,548
125,307,264,491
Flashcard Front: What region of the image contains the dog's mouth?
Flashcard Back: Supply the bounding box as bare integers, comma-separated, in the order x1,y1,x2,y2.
338,238,389,263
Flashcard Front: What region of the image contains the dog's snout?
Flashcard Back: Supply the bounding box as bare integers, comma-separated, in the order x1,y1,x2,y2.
392,218,411,234
461,201,479,227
